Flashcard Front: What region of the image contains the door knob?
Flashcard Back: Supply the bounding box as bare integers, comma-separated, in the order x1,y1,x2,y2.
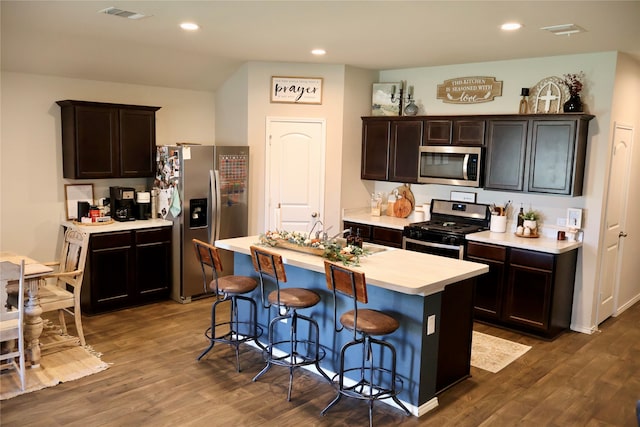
619,231,628,238
311,212,318,218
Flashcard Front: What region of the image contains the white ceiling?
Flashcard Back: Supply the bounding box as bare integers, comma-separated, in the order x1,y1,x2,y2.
2,1,639,92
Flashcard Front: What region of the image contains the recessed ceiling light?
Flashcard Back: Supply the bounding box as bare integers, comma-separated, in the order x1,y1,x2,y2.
540,24,585,36
311,49,326,56
180,22,199,31
501,22,522,31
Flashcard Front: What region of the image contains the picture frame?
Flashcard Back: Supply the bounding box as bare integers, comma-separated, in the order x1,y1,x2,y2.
567,208,583,229
371,82,401,116
65,183,94,220
270,76,323,104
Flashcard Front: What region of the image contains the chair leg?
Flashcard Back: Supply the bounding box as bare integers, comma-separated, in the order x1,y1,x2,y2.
73,304,86,347
58,309,68,335
197,299,220,361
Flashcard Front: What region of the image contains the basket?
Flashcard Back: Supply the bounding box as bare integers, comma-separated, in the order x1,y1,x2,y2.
275,239,325,256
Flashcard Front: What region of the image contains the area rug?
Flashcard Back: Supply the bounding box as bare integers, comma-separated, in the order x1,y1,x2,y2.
471,331,532,373
1,345,109,400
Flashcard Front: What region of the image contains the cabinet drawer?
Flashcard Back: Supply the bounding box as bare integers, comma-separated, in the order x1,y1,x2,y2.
91,231,132,249
467,241,506,261
343,222,372,239
509,248,554,271
372,227,403,246
136,227,172,244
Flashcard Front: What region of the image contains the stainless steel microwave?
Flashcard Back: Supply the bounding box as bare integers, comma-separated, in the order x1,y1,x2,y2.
418,145,483,187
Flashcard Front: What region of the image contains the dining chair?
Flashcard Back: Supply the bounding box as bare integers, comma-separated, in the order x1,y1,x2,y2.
38,228,90,347
1,260,26,391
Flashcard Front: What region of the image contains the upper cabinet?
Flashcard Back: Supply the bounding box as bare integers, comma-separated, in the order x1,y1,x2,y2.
424,117,485,146
485,114,593,196
57,100,161,179
361,117,423,183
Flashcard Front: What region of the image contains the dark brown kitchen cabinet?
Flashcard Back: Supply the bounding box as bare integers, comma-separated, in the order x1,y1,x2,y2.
424,118,485,146
81,227,171,314
361,117,422,183
57,100,160,179
466,241,578,339
484,114,593,196
484,119,528,191
342,221,403,248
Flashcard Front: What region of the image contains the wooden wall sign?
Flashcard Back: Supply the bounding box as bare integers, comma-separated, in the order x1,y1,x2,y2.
271,76,323,104
437,76,503,104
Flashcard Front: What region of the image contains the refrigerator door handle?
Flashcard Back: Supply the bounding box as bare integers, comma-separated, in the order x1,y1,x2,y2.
209,169,222,245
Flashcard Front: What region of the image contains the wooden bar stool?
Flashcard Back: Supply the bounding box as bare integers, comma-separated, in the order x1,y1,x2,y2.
321,260,411,426
249,245,330,401
194,239,262,372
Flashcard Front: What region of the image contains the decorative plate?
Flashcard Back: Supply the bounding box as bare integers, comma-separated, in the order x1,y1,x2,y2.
527,76,570,114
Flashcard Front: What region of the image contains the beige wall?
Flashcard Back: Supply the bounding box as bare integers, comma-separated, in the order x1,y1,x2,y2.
0,72,216,261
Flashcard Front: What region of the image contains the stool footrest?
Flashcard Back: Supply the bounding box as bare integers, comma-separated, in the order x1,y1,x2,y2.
329,367,404,401
262,341,326,368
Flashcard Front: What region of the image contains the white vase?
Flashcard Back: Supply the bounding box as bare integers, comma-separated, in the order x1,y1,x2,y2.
523,219,537,232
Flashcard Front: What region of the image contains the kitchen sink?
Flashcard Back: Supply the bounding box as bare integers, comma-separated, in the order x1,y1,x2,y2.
333,238,390,255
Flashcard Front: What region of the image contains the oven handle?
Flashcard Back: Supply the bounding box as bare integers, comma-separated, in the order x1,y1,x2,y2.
403,237,464,259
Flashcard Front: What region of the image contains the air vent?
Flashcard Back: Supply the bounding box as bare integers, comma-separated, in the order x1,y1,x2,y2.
540,24,586,36
98,7,150,20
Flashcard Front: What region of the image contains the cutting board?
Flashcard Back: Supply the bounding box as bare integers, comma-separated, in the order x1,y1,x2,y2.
394,184,415,209
393,195,412,218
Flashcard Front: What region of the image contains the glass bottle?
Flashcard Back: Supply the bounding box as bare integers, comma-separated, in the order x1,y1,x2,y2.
354,228,363,248
517,204,524,227
346,228,355,246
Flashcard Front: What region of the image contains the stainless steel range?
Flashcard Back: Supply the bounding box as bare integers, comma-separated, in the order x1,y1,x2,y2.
403,199,491,259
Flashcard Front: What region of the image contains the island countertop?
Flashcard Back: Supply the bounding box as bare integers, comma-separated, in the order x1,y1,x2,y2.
215,235,488,297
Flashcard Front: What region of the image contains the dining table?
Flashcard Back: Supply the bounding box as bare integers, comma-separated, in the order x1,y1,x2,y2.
0,251,54,368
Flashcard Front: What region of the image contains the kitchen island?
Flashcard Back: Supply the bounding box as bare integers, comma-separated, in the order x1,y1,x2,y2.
215,236,489,416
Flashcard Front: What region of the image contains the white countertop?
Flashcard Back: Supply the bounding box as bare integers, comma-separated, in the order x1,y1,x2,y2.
63,218,173,234
466,230,582,254
215,235,488,297
342,208,414,230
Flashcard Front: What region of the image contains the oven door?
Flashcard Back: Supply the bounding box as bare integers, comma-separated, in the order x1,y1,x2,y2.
418,145,482,187
402,237,464,259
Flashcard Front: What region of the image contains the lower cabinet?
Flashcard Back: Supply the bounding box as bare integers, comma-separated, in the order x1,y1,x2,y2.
342,221,403,248
466,241,578,339
81,227,171,314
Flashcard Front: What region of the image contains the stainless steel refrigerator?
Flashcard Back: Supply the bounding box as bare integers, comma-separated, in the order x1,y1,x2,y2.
155,145,249,303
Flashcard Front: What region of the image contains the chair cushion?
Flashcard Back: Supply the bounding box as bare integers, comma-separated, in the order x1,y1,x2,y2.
268,288,320,309
340,309,399,336
210,275,257,294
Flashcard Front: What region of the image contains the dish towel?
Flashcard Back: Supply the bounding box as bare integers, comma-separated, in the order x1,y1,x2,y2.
170,188,182,217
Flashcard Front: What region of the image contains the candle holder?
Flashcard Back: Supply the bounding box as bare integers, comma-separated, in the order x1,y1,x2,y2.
390,90,416,116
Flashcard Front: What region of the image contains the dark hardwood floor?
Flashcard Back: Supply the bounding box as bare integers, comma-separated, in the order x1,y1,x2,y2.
1,298,639,426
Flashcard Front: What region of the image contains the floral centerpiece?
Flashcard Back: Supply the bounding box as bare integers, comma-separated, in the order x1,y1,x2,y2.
259,230,369,266
562,72,585,96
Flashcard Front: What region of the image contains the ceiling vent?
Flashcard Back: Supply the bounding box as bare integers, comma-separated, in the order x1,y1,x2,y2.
540,24,586,36
98,7,150,20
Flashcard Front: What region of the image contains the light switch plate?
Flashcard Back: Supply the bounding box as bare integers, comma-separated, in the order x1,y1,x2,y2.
427,315,436,335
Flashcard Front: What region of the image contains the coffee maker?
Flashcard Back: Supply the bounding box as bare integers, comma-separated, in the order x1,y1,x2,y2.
110,186,136,221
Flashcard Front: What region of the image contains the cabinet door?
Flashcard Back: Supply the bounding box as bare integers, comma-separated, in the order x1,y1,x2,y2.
528,120,577,195
88,231,134,312
371,226,403,248
466,242,506,319
361,120,391,180
119,108,157,178
342,221,372,242
424,120,452,145
72,105,118,179
484,120,528,191
135,228,171,300
504,249,554,331
389,120,422,183
453,120,485,146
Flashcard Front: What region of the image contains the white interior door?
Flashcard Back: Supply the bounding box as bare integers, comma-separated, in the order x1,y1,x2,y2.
597,123,633,324
266,118,325,233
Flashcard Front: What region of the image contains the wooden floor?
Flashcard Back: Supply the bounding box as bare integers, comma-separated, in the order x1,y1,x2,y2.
1,298,639,426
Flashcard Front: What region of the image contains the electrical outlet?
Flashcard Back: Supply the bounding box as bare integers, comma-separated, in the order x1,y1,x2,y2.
557,217,567,226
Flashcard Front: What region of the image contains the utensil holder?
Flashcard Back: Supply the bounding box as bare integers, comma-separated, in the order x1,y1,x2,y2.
490,215,507,233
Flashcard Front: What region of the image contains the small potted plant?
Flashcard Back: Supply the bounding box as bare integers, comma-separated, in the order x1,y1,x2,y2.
562,71,585,112
522,209,540,235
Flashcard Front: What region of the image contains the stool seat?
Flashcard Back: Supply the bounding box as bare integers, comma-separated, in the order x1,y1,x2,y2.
211,275,258,294
268,288,320,309
340,309,400,336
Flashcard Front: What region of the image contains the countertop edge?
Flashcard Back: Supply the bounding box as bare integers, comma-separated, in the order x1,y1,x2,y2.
466,231,582,254
62,219,173,233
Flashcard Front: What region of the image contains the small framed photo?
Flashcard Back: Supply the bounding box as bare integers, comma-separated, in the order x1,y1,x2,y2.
65,184,94,220
567,208,583,229
371,82,401,116
271,76,323,104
